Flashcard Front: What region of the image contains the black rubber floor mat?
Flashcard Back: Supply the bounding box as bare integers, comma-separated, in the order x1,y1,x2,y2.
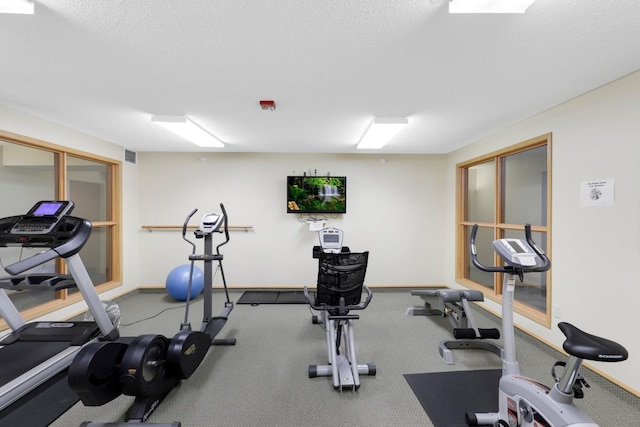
404,369,501,427
237,290,307,305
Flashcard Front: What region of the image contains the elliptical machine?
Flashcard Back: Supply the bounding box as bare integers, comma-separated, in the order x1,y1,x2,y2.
304,227,376,391
68,203,235,426
466,224,628,427
178,204,235,346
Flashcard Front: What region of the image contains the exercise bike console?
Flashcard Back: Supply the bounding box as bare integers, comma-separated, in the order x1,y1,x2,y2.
492,238,540,267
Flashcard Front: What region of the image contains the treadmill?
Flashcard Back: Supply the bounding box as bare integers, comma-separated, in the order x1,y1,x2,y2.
0,200,119,412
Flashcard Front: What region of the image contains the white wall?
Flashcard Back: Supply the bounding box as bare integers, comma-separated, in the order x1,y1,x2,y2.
445,69,640,395
136,152,447,288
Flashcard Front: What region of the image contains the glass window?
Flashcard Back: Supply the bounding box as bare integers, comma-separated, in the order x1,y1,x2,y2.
466,160,495,223
0,141,58,308
457,134,551,326
0,141,56,218
66,156,114,288
466,225,494,289
67,156,111,222
0,135,120,319
502,145,548,226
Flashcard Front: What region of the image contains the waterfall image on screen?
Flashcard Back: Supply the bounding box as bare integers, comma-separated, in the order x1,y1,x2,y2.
287,176,346,214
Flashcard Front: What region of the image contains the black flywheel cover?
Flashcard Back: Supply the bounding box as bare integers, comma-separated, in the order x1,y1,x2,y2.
119,334,170,397
167,330,211,379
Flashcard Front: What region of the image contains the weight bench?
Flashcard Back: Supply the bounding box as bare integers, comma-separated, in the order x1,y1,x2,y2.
408,289,503,364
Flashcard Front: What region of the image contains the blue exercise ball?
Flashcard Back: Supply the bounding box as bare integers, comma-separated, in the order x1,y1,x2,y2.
166,264,204,301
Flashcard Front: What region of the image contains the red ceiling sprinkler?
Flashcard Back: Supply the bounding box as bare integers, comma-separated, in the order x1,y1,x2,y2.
259,100,276,111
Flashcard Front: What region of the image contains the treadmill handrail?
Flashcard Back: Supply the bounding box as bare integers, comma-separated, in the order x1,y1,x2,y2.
5,250,59,276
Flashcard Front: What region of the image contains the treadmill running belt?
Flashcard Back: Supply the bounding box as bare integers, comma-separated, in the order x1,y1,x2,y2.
0,368,79,427
0,341,70,384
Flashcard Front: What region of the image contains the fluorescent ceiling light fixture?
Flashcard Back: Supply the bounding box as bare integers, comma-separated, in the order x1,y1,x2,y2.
449,0,535,13
0,0,34,14
151,115,224,148
357,118,408,150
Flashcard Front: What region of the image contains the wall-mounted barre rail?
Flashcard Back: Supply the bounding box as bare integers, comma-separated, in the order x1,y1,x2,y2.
141,225,253,232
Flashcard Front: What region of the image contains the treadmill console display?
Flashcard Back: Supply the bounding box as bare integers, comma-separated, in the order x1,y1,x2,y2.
492,238,540,267
10,201,74,235
31,202,68,216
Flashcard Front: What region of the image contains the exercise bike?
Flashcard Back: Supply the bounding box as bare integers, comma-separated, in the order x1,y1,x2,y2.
68,204,235,426
466,224,628,427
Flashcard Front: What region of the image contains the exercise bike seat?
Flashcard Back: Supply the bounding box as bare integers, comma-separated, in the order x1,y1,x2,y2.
558,322,628,362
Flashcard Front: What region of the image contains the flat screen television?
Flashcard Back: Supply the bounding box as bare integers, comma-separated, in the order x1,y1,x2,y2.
287,176,347,214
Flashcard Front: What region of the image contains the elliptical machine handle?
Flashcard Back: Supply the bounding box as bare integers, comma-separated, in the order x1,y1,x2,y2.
216,203,230,254
182,208,198,254
360,285,373,309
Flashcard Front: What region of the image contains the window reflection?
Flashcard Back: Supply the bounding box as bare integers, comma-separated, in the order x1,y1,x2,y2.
466,161,495,223
0,141,57,308
502,146,547,226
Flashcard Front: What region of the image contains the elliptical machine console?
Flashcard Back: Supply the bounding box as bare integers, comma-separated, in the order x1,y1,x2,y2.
197,213,224,235
312,227,350,258
318,227,343,253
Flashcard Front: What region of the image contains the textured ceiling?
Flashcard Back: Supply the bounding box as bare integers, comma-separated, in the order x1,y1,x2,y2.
1,0,640,154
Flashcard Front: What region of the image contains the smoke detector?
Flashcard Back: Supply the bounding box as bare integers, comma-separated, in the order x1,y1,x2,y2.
259,100,276,111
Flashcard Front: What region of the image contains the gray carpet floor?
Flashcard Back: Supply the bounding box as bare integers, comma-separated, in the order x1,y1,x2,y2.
51,289,640,426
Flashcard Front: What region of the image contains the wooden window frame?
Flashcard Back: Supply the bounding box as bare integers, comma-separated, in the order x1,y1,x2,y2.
456,133,552,326
0,129,122,323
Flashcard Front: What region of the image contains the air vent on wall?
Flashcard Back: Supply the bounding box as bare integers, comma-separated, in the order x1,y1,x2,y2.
124,149,137,165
